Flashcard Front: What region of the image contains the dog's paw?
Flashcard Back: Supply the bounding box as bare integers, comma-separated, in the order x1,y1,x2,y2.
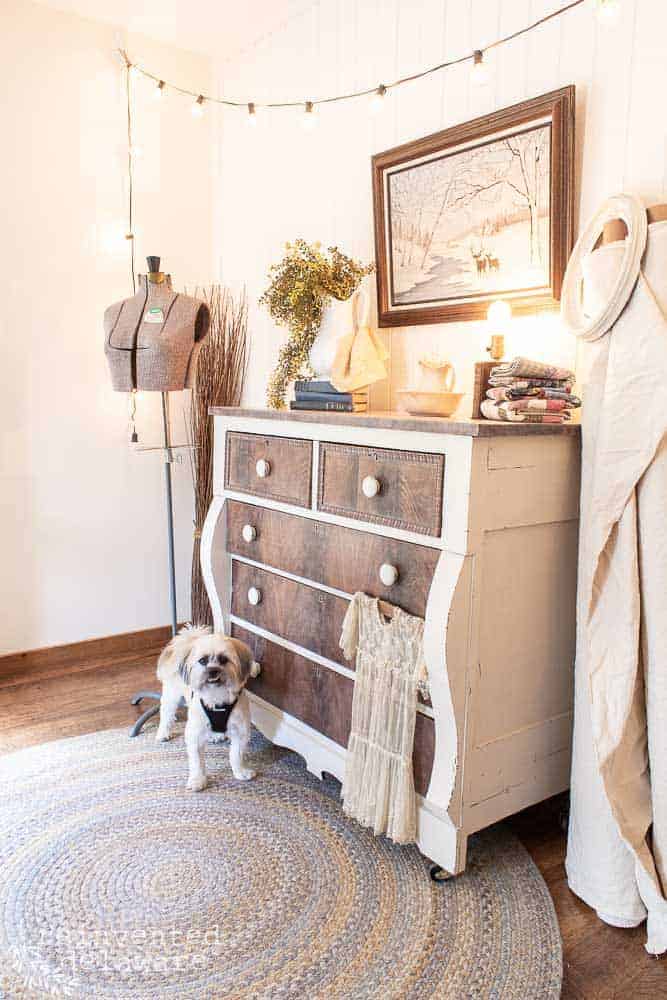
186,774,208,792
156,729,171,743
208,732,230,745
232,767,256,781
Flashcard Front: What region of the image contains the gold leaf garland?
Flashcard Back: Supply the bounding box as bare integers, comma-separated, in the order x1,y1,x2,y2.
260,240,374,409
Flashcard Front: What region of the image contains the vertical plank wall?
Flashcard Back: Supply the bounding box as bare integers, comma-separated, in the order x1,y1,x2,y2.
214,0,667,412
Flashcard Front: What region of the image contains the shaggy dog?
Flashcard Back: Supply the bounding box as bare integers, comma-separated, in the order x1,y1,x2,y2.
156,625,260,790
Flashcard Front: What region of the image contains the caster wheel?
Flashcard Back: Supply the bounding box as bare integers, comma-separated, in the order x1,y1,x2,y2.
429,865,452,883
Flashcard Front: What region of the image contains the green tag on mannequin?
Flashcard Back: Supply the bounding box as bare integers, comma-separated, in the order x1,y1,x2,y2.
144,307,164,324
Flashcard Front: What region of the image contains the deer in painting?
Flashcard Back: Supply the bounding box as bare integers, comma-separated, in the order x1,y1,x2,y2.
486,254,500,272
471,249,487,276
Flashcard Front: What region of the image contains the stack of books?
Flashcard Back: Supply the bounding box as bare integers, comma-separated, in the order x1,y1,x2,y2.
290,380,369,412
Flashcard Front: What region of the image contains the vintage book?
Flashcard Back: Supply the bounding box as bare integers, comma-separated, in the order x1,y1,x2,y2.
294,379,338,394
294,390,368,405
294,379,369,394
289,399,368,412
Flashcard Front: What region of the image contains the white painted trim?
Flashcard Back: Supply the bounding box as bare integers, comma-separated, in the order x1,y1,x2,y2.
233,616,356,680
231,555,353,601
200,495,226,631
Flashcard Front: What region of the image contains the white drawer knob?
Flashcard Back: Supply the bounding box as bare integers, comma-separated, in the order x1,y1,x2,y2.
242,524,257,543
247,586,262,606
362,475,381,498
255,458,271,478
379,563,399,587
250,660,261,678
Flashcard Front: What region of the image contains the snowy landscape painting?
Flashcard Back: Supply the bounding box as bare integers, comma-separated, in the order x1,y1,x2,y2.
372,89,575,325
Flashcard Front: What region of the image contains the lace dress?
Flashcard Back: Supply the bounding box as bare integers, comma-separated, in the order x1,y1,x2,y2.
339,592,428,844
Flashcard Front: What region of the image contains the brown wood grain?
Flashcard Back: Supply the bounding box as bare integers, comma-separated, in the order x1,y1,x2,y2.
371,86,576,327
0,624,175,683
317,441,444,537
233,625,435,796
224,430,313,507
226,500,440,618
231,562,350,666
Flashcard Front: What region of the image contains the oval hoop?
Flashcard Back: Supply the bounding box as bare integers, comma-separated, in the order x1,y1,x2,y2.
560,194,648,343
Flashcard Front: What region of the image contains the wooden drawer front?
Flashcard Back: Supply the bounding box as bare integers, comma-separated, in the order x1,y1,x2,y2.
234,626,434,796
231,562,349,666
225,431,312,507
317,442,444,537
226,501,439,618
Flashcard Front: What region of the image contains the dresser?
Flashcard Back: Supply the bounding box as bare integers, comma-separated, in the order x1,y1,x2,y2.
202,407,581,876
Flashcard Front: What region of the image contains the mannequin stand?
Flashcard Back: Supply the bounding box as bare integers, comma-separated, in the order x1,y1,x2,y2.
129,392,181,737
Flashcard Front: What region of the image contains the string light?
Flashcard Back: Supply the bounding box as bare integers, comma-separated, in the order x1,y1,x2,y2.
595,0,621,23
153,80,165,100
246,102,258,126
370,84,387,114
191,94,205,118
302,100,317,130
117,0,589,123
471,50,490,86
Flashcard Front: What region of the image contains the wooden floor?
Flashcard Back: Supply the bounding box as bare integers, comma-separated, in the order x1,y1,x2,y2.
0,645,664,999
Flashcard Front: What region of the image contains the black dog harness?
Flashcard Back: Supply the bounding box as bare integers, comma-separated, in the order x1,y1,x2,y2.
199,697,238,734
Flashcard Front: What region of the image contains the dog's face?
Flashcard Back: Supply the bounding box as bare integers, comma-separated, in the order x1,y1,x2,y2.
178,633,257,708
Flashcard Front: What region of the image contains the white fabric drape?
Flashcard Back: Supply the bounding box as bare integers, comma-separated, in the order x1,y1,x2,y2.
562,195,667,955
340,593,426,844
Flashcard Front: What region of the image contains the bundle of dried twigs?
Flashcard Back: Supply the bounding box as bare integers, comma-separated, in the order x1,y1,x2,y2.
187,285,248,625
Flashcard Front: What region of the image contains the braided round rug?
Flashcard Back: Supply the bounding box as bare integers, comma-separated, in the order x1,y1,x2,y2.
0,726,561,999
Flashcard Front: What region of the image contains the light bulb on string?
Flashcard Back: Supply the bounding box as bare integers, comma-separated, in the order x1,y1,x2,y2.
370,84,387,115
153,80,165,100
596,0,621,23
302,100,317,130
246,102,258,127
471,49,491,87
191,94,205,118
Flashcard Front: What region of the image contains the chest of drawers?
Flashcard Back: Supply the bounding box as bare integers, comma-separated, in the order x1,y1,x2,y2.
202,407,581,875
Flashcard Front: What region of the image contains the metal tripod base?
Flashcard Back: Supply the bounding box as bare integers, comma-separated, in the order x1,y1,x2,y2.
129,691,161,738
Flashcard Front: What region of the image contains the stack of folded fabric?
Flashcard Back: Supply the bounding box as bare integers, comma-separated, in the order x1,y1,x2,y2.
480,357,580,424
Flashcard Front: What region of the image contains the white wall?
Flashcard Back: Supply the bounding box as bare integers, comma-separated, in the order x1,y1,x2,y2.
215,0,667,412
0,0,215,653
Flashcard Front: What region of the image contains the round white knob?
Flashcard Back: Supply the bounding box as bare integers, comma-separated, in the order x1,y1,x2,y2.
242,524,257,543
362,475,381,498
379,563,399,587
255,458,271,478
247,586,262,606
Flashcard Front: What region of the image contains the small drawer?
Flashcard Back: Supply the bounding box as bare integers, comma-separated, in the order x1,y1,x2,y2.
226,500,440,618
317,442,445,537
231,562,349,666
225,431,313,508
234,625,435,796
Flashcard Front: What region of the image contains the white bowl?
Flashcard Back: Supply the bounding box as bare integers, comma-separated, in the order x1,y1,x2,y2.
397,390,464,417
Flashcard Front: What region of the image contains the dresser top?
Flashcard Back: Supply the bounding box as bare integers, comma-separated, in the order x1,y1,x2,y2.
210,407,581,437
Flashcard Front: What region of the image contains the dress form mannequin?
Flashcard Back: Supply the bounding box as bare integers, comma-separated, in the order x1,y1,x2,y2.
104,257,208,735
104,256,210,391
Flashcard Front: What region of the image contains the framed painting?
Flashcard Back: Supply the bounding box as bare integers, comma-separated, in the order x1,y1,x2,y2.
372,86,575,326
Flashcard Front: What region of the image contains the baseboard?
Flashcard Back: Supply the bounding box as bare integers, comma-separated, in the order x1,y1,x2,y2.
0,625,178,680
